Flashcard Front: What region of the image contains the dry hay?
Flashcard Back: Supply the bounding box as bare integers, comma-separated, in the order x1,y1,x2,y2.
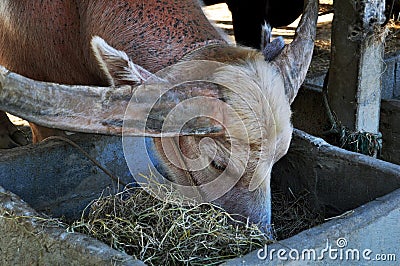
272,186,324,240
68,184,268,265
68,179,324,265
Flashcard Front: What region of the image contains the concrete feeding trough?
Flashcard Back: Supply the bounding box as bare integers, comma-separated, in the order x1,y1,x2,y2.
0,128,399,264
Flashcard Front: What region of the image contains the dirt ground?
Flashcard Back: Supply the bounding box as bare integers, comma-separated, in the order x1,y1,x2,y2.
203,0,400,77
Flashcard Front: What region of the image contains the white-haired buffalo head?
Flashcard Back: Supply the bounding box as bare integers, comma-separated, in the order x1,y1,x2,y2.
91,36,293,229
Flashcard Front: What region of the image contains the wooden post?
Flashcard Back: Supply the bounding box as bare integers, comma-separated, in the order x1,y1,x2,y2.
327,0,387,134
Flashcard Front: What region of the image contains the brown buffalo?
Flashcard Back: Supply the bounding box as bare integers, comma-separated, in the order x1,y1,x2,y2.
0,0,318,231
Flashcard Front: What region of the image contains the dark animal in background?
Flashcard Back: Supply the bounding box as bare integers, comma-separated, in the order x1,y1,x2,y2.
203,0,304,48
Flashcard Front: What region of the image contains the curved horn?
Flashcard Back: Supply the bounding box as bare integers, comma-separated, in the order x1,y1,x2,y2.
271,0,319,104
0,65,226,137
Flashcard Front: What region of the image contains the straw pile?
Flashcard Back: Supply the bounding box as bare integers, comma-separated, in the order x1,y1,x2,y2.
271,185,325,240
68,183,269,265
68,179,323,265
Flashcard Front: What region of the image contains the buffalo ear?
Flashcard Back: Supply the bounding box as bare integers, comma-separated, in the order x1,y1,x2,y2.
261,23,285,62
91,36,153,86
